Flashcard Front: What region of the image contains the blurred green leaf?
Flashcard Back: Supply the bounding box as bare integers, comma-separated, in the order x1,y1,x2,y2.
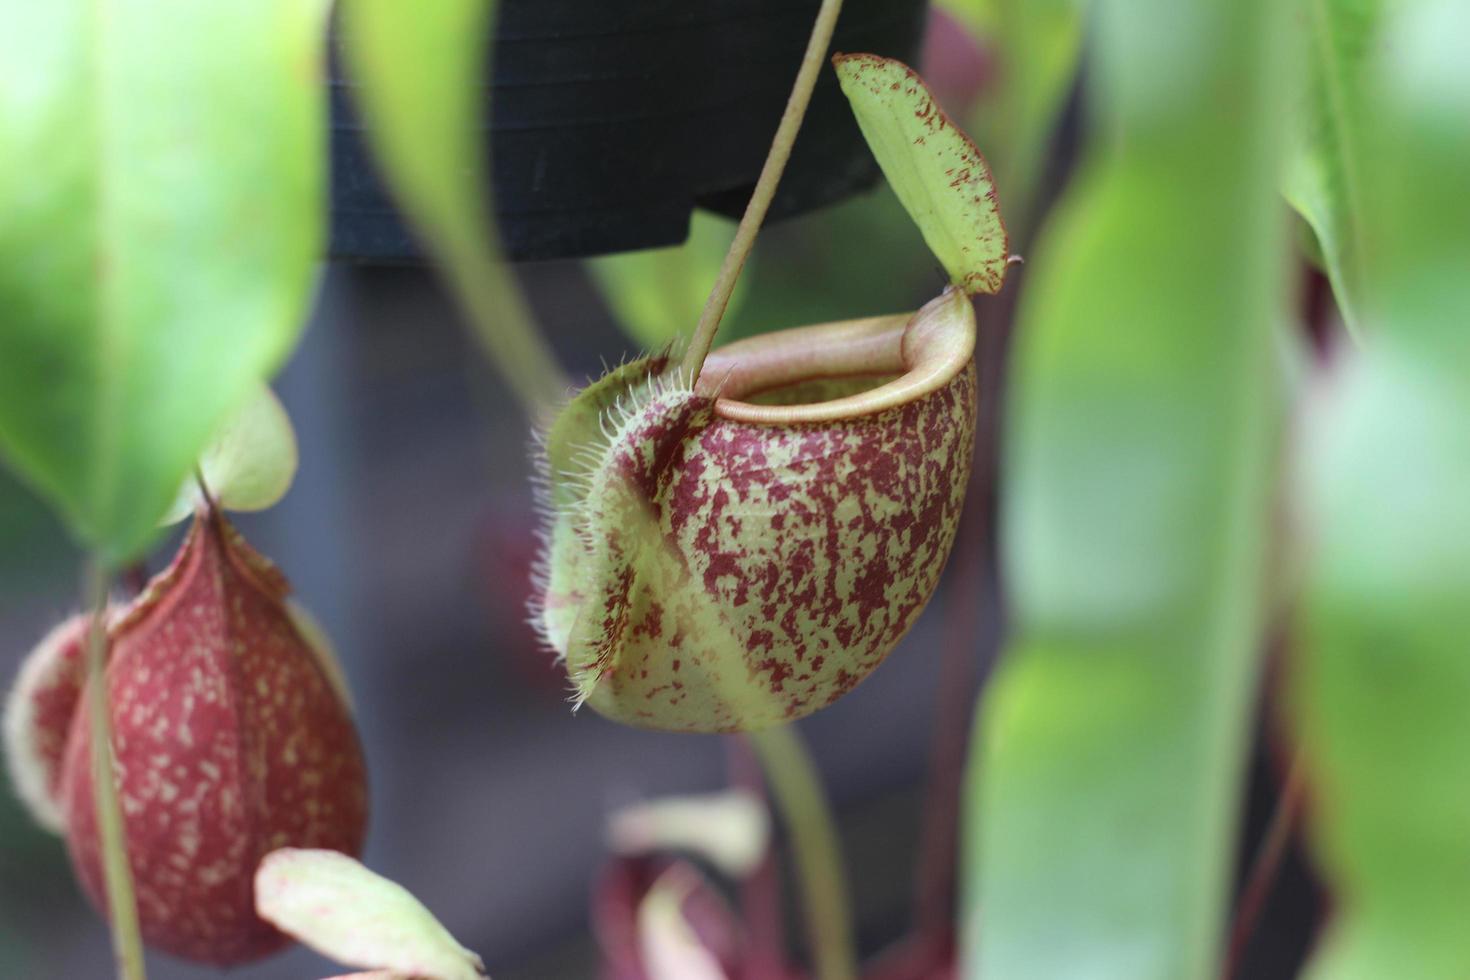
588,212,744,351
1352,0,1470,359
256,848,487,980
834,54,1010,294
931,2,996,61
1283,0,1381,332
338,0,488,259
1295,2,1470,976
159,384,297,525
964,0,1290,977
0,1,331,563
339,0,567,414
938,0,1087,237
1298,356,1470,979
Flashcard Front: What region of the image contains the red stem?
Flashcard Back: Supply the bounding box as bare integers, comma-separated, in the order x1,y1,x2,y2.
727,737,791,977
912,496,984,935
911,287,1015,938
1223,754,1306,978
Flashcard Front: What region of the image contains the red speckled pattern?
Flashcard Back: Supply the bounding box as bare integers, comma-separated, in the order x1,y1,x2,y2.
833,53,1009,296
22,621,87,795
542,315,977,733
58,509,368,966
583,368,974,732
3,614,100,833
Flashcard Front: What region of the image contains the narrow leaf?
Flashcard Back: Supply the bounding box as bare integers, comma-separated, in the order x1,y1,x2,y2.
1295,1,1470,976
256,848,487,980
159,385,298,525
834,54,1010,295
0,0,330,562
336,0,488,256
1283,0,1381,332
964,0,1291,977
337,0,567,414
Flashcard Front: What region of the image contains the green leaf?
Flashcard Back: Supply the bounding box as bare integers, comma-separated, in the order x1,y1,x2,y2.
963,0,1291,977
1353,0,1470,361
1298,356,1470,980
1295,2,1470,976
337,0,488,258
1283,0,1381,333
833,54,1010,295
937,0,1087,237
588,212,745,351
338,0,567,415
255,848,487,980
0,0,331,563
159,384,298,525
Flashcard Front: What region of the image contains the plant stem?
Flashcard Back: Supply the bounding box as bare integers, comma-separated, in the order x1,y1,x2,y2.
747,726,858,980
725,738,788,976
679,0,847,381
83,559,147,980
450,237,570,421
192,466,218,512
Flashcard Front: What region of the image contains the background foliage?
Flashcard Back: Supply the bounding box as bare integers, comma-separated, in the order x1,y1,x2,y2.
965,0,1289,975
0,0,1466,977
0,0,330,562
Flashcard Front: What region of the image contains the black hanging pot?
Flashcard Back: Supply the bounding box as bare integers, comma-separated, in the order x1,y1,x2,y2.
328,0,931,263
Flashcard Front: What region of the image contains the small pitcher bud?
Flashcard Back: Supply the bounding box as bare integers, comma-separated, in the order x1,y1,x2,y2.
4,506,369,966
538,287,976,732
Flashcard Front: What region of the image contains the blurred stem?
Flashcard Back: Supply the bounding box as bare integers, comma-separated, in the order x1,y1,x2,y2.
449,235,569,421
338,0,571,422
747,726,857,980
725,738,788,975
192,465,218,514
679,0,846,382
83,559,146,980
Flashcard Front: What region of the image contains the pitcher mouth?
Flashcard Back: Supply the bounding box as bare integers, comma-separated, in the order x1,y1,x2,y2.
694,286,975,424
